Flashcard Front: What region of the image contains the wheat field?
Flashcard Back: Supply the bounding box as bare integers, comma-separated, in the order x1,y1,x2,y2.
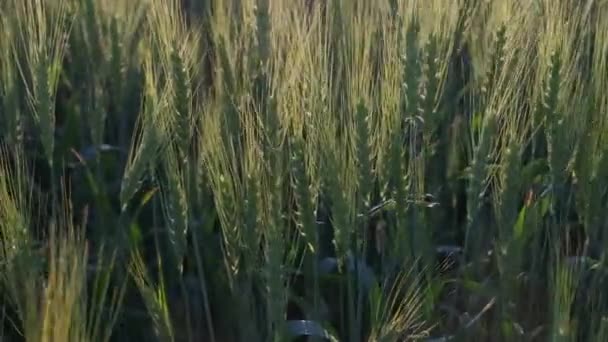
1,0,608,341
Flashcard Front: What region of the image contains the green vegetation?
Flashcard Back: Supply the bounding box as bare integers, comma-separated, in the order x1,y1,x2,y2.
1,0,608,341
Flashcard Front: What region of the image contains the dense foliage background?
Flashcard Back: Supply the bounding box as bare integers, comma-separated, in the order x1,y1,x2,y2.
1,0,608,341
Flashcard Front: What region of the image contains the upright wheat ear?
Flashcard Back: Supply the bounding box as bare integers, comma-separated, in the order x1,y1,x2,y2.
0,15,22,146
160,145,189,277
543,50,567,189
217,36,242,155
355,101,373,256
108,16,124,120
171,47,192,160
261,143,289,340
325,147,352,268
0,145,32,276
129,249,175,342
12,0,71,169
291,135,316,253
388,15,422,262
422,34,440,139
355,101,373,213
403,17,422,120
498,141,522,236
588,141,608,239
465,112,497,257
481,25,508,110
242,171,259,264
549,256,580,342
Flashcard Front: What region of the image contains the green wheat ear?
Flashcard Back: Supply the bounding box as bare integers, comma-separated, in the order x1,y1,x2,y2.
355,101,373,210
34,60,55,168
255,0,271,71
120,112,164,211
422,34,440,139
160,146,189,277
543,50,568,188
216,170,242,281
482,25,507,102
591,318,608,342
325,149,351,266
498,141,522,235
262,169,289,340
0,144,32,266
465,112,497,257
387,14,423,262
495,139,525,324
388,120,409,261
171,46,192,160
549,258,580,342
11,0,72,173
243,171,259,265
129,250,175,342
355,101,373,257
108,16,123,112
403,16,422,120
0,16,22,146
217,36,241,153
290,135,316,254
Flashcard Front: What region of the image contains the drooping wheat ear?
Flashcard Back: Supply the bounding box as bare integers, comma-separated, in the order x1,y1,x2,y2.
119,60,169,211
120,121,162,209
